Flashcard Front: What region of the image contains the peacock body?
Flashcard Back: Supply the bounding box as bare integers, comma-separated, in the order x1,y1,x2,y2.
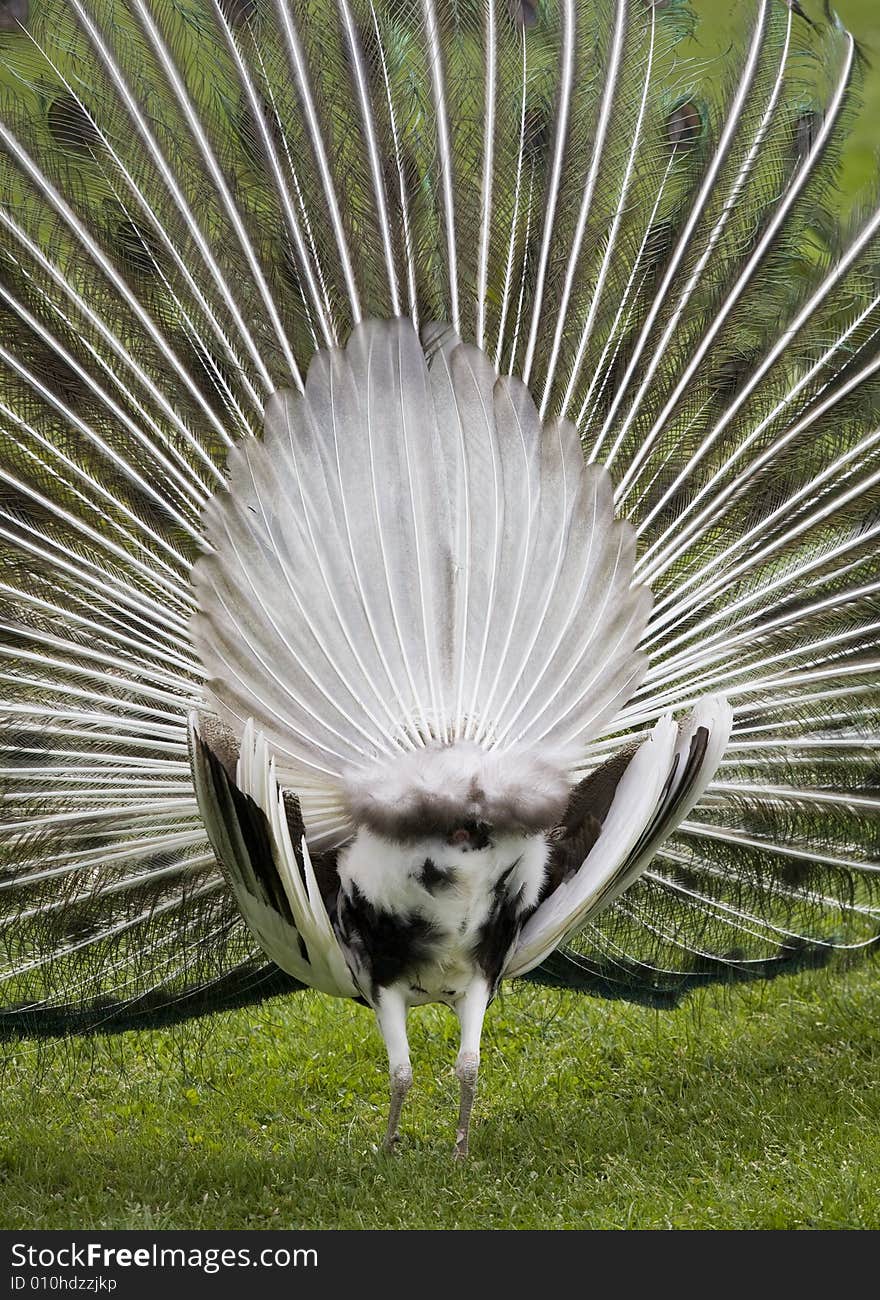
0,0,878,1154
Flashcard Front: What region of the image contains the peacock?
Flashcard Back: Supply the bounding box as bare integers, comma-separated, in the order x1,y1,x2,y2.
0,0,878,1158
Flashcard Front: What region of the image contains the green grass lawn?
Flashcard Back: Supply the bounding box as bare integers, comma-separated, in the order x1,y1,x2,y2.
1,964,879,1229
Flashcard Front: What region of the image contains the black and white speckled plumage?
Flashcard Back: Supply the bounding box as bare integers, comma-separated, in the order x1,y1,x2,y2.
336,822,548,1004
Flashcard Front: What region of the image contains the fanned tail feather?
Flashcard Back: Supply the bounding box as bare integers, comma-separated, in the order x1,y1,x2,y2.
191,317,648,848
0,0,877,1024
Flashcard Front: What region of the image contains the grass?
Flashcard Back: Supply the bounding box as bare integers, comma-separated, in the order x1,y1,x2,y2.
1,963,879,1229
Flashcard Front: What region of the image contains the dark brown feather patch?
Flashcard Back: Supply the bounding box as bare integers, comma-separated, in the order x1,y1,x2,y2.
539,746,638,904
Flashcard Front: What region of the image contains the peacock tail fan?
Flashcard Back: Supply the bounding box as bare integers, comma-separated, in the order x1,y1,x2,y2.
0,0,878,1036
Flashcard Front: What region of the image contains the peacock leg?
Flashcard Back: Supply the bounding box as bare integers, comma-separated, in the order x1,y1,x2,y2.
374,986,412,1152
453,978,490,1160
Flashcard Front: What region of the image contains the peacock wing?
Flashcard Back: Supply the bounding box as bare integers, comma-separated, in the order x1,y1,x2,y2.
506,697,732,979
189,715,358,1000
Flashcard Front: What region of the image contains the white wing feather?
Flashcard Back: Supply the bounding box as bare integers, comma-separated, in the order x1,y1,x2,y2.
505,697,733,978
189,714,357,998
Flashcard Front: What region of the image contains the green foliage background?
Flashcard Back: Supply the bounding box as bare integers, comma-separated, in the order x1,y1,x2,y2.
694,0,880,206
0,0,878,1231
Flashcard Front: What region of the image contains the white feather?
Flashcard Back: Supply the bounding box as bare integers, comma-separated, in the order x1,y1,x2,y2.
191,320,648,846
506,698,731,978
190,715,357,997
